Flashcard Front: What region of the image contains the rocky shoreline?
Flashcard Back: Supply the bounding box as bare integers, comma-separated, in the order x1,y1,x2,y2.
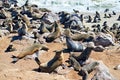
0,0,120,80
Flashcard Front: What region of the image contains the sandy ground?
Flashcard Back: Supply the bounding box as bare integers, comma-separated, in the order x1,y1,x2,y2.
0,12,120,80
0,34,120,80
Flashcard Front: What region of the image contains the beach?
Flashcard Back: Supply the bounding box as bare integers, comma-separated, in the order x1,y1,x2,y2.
0,0,120,80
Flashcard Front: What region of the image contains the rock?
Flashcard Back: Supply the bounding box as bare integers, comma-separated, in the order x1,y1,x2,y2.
42,12,59,24
91,61,117,80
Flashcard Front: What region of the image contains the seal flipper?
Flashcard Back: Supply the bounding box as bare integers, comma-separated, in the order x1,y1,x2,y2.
32,51,41,65
11,55,19,63
34,57,41,65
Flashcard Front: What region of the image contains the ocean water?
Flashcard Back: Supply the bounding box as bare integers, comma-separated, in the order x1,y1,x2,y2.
16,0,120,13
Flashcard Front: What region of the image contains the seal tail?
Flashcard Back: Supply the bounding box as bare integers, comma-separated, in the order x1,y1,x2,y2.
11,55,19,64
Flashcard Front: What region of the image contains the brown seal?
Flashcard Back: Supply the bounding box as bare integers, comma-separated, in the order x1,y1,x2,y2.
39,50,64,73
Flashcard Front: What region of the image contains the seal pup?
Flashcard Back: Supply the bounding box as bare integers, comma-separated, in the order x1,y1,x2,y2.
45,21,61,42
79,61,99,80
38,50,65,73
11,43,49,64
117,15,120,21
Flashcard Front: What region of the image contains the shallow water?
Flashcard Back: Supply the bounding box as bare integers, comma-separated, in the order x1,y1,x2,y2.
16,0,120,13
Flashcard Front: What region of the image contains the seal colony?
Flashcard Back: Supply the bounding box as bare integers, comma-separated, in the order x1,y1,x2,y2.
0,0,120,80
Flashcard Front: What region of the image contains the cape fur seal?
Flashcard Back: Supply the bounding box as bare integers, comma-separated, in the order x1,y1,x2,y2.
38,21,50,34
18,22,28,36
11,43,49,64
45,21,61,42
18,14,31,27
79,61,99,80
66,35,84,52
64,28,84,52
38,50,64,73
67,56,81,71
64,28,94,42
71,42,96,64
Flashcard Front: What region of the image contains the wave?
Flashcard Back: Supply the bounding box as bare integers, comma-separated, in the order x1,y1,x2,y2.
16,0,120,13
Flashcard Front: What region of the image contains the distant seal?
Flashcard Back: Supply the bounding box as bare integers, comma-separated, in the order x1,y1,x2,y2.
93,16,100,23
73,9,79,13
104,8,109,12
87,15,92,23
117,15,120,21
102,21,106,26
112,11,116,15
80,14,84,24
